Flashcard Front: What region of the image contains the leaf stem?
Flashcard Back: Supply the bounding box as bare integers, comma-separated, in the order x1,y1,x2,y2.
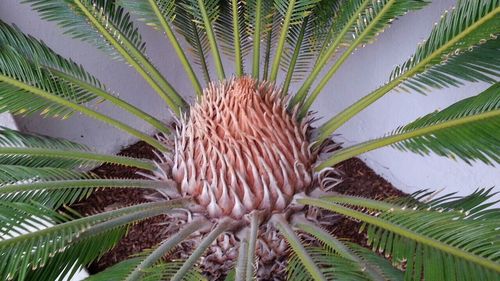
51,69,170,134
73,0,187,114
269,0,296,81
125,218,210,281
148,0,203,97
273,215,326,281
282,17,308,95
251,0,262,79
197,0,225,80
232,0,243,76
171,218,234,281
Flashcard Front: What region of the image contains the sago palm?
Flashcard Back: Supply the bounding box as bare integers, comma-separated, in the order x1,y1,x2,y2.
0,0,499,280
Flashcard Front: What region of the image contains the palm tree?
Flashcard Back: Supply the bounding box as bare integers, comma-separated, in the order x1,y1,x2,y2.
0,0,499,280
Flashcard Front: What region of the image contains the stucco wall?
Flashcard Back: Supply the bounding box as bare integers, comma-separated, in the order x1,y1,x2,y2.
1,0,498,198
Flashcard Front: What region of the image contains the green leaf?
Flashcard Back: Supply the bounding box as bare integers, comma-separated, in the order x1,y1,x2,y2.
269,0,320,81
317,0,500,141
297,0,430,116
287,246,376,281
274,215,326,281
0,45,97,118
392,83,500,165
0,165,167,208
390,0,500,93
23,0,145,59
118,0,203,97
0,21,171,133
0,45,168,151
0,128,157,170
316,83,500,169
24,0,187,114
300,197,500,281
0,199,186,281
173,0,213,84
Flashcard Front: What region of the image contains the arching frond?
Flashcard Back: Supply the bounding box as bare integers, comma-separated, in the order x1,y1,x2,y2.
317,83,500,169
24,0,187,113
0,46,168,151
0,128,156,170
0,21,170,133
318,0,500,140
0,165,167,208
117,0,203,96
0,199,187,281
296,0,430,115
300,197,500,281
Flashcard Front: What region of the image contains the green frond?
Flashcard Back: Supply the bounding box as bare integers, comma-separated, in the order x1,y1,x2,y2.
84,218,209,281
0,128,157,170
390,0,500,93
118,0,176,27
118,0,203,96
178,0,225,79
215,0,250,75
392,83,500,165
294,218,402,281
0,45,98,118
299,197,500,281
23,0,145,57
318,0,500,140
171,218,234,281
297,0,430,116
0,199,187,281
317,83,500,169
0,21,104,97
245,0,275,78
287,246,377,281
269,0,320,81
0,45,168,151
0,21,171,133
273,215,326,281
0,165,167,208
24,0,187,114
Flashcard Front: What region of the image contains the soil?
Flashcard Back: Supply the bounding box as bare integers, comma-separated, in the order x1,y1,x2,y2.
72,141,406,275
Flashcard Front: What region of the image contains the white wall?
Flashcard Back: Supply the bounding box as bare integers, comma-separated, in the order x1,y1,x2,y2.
1,0,498,198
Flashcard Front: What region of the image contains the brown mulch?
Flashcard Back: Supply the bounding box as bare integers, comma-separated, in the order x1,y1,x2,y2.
73,141,406,274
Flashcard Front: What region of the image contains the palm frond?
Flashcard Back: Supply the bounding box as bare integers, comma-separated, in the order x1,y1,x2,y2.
317,83,500,169
300,197,500,281
0,165,167,208
178,0,225,79
294,218,402,281
318,0,500,140
392,83,500,165
0,45,168,151
117,0,203,96
0,199,187,281
287,247,377,281
269,0,320,81
390,0,500,93
297,0,430,115
245,0,275,78
0,128,156,170
0,21,170,133
24,0,187,113
215,0,251,75
273,215,326,281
